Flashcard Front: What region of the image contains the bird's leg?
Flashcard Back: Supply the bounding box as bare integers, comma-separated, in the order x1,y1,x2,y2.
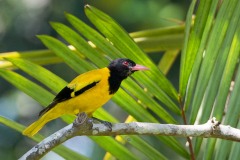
92,117,112,131
73,112,89,127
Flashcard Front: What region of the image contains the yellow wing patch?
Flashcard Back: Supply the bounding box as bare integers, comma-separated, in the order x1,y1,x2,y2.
67,68,105,94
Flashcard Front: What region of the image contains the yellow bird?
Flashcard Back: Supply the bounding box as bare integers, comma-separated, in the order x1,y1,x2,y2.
23,58,148,137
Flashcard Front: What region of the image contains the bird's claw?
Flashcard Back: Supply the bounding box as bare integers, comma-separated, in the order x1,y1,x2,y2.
92,117,112,131
73,112,88,127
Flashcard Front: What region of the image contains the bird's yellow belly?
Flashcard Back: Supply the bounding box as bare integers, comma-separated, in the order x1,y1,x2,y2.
54,81,112,116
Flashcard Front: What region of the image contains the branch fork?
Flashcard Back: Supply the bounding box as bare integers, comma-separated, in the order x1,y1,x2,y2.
20,114,240,160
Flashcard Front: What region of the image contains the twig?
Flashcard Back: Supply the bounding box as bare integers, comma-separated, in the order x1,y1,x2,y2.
20,113,240,160
179,96,195,160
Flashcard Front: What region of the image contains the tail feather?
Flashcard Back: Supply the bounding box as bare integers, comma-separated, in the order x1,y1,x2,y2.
22,117,48,137
23,108,63,137
23,102,61,137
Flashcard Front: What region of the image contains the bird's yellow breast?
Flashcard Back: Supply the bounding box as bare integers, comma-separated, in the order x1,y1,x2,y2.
52,68,113,116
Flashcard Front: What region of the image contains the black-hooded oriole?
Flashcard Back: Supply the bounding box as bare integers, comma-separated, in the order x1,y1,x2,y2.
22,58,148,137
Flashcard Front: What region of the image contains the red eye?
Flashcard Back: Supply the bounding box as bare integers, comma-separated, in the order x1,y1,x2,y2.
122,61,129,66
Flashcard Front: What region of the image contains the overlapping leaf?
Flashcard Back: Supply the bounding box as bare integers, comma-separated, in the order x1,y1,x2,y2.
180,0,240,159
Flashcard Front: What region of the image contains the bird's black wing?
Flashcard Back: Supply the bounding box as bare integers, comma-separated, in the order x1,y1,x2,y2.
39,86,73,117
38,81,100,117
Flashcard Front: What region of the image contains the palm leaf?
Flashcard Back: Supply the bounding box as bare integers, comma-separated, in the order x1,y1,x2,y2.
0,116,89,160
180,0,240,159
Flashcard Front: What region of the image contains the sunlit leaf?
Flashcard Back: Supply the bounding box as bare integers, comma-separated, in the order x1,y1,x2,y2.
0,50,61,69
84,5,179,103
5,58,67,92
91,136,138,160
158,49,180,74
216,57,240,157
0,69,53,106
38,35,93,73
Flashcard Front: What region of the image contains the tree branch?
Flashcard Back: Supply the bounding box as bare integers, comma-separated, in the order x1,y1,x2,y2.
20,113,240,160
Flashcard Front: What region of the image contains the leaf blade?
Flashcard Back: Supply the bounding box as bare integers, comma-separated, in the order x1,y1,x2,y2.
0,116,89,160
84,5,178,102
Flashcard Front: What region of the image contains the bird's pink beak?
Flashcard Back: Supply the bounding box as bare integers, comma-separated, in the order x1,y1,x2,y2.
131,64,149,71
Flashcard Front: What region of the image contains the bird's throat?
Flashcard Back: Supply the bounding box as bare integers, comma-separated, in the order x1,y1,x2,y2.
108,70,125,94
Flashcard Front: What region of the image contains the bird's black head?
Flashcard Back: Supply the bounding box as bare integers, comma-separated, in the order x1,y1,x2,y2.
108,58,148,79
107,58,148,94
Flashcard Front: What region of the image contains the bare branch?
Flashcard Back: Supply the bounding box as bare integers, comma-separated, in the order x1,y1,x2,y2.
20,114,240,160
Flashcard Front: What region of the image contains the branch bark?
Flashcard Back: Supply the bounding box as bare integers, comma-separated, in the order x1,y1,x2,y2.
20,113,240,160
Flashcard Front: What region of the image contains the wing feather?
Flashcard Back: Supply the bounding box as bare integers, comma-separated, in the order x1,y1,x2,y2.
39,69,104,116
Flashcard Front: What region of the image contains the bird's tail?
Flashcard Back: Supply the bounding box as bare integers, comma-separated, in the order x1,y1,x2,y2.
22,116,48,137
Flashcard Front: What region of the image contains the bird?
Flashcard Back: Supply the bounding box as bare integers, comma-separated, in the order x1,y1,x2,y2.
22,58,148,137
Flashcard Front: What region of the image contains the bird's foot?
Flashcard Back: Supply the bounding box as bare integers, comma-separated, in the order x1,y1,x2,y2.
73,112,92,128
92,117,112,131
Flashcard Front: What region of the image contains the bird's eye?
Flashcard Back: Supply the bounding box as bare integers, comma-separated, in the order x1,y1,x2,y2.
122,61,129,66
